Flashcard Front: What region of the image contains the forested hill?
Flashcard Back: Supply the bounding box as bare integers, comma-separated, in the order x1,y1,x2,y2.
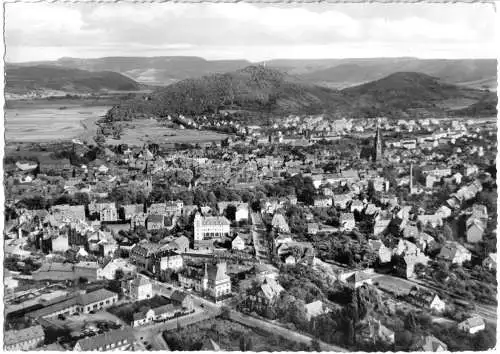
5,65,143,94
105,66,497,122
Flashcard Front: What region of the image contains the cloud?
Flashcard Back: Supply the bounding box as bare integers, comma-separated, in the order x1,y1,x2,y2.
4,2,497,62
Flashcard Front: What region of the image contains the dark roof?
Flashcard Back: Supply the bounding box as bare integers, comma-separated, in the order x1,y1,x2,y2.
75,328,133,351
170,290,188,304
78,289,117,306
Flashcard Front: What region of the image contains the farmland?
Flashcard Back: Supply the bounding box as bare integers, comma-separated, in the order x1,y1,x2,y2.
103,119,230,146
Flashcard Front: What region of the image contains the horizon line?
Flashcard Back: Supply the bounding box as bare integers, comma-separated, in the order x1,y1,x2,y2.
7,55,498,65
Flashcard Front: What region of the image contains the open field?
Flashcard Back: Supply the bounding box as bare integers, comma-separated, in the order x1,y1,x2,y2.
5,105,110,143
104,119,230,146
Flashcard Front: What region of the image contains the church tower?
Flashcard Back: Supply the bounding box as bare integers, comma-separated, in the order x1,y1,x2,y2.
373,119,383,162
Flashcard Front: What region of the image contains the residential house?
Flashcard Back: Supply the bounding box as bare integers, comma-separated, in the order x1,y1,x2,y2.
373,215,392,236
458,316,485,334
307,223,319,235
438,241,472,265
157,251,184,272
254,277,284,308
483,253,496,270
340,213,355,230
231,235,245,251
409,288,446,312
51,234,70,253
130,241,172,272
168,235,190,253
417,214,443,228
346,270,374,288
411,335,448,352
313,196,332,208
304,300,331,321
4,325,45,351
350,200,364,213
122,204,144,220
122,275,153,301
147,215,167,231
271,213,290,233
368,239,392,263
178,263,231,300
466,217,486,243
97,258,137,280
74,328,134,351
334,193,352,209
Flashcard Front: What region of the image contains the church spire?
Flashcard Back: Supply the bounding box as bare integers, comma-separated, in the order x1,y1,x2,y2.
373,118,383,162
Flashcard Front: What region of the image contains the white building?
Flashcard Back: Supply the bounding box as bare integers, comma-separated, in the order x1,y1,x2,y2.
194,213,231,241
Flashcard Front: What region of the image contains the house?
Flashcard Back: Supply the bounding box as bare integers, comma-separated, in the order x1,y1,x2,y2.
414,232,435,252
130,241,172,272
409,288,446,312
438,241,472,265
313,196,332,208
373,216,392,236
368,239,392,263
361,319,395,344
255,277,284,307
304,300,330,321
193,213,231,242
122,204,144,220
346,270,374,288
122,275,153,300
157,251,184,272
147,215,167,230
74,328,134,351
307,223,319,235
412,335,448,352
350,200,364,213
132,308,155,327
458,316,485,334
97,258,137,280
483,253,496,270
466,217,486,243
340,213,355,230
178,262,231,300
417,214,443,228
170,290,194,312
271,213,290,233
4,325,45,351
334,193,352,209
231,235,245,251
471,204,488,219
51,234,70,253
168,235,190,253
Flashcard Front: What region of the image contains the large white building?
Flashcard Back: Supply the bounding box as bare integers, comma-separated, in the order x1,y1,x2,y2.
194,213,230,241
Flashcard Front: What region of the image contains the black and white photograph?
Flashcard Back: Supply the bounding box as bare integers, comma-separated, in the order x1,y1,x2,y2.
2,1,498,352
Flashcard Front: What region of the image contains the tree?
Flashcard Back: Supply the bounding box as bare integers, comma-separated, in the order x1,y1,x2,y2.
311,337,321,351
225,204,237,222
404,311,418,331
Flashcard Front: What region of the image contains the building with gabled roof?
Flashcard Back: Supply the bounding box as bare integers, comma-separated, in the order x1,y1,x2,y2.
412,335,447,352
458,316,485,334
74,328,134,351
438,241,472,265
4,325,45,351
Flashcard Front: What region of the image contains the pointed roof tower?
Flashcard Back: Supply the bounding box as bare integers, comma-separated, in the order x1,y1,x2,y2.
373,118,383,162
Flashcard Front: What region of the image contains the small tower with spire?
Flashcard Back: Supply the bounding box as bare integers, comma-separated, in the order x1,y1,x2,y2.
373,118,383,162
202,263,209,293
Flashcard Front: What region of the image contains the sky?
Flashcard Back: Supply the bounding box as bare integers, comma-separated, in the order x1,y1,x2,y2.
4,2,498,62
